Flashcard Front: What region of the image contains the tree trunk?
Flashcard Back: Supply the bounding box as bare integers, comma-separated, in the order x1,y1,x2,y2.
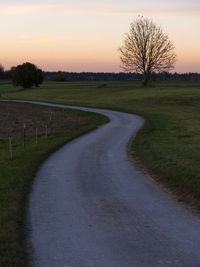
143,71,151,86
143,72,148,86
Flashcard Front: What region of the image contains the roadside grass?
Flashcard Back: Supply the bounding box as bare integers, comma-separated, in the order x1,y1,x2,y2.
0,102,108,266
3,81,200,208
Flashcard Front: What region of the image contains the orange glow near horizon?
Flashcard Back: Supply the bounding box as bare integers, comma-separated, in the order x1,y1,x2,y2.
0,1,199,73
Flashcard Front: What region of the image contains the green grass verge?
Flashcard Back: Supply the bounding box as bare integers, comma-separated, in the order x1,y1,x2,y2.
0,103,108,266
2,81,200,208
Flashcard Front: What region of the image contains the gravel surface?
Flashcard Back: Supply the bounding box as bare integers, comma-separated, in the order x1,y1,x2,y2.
3,100,200,267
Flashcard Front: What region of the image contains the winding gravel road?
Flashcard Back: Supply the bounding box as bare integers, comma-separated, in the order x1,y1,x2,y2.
2,100,200,267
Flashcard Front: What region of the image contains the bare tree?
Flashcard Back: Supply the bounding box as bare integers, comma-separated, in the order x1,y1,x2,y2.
119,16,177,86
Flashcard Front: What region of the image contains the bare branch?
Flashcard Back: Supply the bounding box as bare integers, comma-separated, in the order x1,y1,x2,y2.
119,16,177,85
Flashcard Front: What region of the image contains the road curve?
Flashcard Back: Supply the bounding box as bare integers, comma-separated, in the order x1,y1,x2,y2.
2,100,200,266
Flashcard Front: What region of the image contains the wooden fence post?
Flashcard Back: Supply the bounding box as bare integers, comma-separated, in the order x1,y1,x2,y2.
9,136,12,160
36,128,38,144
23,123,26,149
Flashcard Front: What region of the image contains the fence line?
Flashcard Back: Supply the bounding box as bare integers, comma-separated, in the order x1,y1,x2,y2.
6,117,55,160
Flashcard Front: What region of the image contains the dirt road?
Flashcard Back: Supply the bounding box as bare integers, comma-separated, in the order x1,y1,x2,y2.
3,100,200,267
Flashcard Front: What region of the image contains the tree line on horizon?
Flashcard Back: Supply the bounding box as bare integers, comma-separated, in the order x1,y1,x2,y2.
43,71,200,82
0,65,199,83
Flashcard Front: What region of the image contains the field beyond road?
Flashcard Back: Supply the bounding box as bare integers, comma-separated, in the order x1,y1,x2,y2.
3,81,200,209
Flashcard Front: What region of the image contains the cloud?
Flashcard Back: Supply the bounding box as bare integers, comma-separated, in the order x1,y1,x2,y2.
0,3,199,17
18,35,55,44
18,35,84,44
19,37,56,44
0,5,45,15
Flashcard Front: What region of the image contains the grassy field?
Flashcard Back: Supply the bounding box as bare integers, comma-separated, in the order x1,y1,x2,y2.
0,101,108,266
2,81,200,210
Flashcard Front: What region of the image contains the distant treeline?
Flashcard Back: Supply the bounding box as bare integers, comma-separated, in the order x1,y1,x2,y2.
42,71,200,82
0,65,200,82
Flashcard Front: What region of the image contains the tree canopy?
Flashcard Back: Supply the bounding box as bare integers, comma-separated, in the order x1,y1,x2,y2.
12,62,43,89
119,16,177,85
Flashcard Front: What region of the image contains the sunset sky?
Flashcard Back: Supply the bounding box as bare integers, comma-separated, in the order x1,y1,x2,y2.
0,0,199,73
